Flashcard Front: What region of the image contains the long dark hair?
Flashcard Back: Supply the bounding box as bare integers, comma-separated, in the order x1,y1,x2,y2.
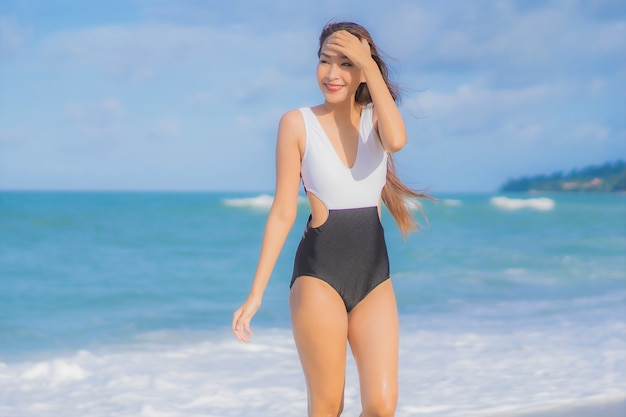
318,22,432,238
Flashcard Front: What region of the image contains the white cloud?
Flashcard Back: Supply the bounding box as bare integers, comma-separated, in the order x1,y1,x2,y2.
63,97,124,142
588,78,608,96
41,24,200,80
185,91,218,106
413,83,554,136
389,1,625,88
38,22,312,85
1,0,624,191
0,16,29,58
377,5,431,58
66,97,122,125
149,117,180,140
572,124,610,143
0,127,25,144
514,123,544,141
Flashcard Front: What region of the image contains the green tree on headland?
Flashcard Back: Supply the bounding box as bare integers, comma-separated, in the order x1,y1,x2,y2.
500,160,626,192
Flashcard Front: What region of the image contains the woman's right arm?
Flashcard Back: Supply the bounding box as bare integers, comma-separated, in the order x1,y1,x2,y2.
232,110,303,343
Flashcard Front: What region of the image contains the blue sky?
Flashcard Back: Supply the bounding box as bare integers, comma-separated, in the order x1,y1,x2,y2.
1,0,624,192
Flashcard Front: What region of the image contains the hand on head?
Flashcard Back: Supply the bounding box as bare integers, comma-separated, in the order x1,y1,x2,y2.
323,30,373,70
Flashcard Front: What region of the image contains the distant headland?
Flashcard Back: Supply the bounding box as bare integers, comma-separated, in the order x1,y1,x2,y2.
499,160,626,193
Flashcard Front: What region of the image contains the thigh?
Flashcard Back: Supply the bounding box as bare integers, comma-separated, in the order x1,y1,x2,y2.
290,276,349,411
348,279,399,410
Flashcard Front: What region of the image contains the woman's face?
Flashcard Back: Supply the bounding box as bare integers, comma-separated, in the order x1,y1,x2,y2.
316,38,364,104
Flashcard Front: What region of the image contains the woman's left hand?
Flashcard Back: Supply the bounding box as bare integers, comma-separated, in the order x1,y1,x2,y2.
323,30,374,71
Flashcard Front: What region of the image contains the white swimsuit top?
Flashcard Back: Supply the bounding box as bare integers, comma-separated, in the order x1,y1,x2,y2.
299,104,388,210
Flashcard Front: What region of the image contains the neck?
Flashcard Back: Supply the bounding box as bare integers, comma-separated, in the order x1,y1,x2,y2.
322,99,361,123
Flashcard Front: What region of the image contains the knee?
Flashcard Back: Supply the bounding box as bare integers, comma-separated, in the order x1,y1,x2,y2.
309,400,343,417
361,397,397,417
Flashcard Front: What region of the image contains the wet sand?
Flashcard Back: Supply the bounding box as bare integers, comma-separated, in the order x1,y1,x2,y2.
505,398,626,417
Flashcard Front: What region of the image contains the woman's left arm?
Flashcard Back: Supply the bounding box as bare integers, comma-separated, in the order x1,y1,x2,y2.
361,59,407,153
325,30,407,153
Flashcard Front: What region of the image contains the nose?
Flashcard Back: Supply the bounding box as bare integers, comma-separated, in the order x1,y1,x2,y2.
326,63,339,80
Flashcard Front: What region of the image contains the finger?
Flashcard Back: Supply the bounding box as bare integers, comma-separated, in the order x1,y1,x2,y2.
232,310,242,332
244,322,253,338
326,31,349,45
334,30,360,45
234,316,252,342
234,323,247,342
235,327,249,343
325,33,364,58
235,333,250,343
239,326,250,342
323,36,341,49
232,311,249,342
333,30,354,40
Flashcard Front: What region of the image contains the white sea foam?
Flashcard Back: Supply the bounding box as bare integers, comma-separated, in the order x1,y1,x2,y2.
222,194,308,209
1,311,624,417
222,194,275,209
442,198,462,207
20,359,90,384
490,196,555,211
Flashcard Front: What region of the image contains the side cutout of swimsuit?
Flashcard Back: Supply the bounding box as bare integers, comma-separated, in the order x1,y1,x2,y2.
307,192,329,229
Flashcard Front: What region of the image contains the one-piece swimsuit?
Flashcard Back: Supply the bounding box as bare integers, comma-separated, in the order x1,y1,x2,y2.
290,104,390,312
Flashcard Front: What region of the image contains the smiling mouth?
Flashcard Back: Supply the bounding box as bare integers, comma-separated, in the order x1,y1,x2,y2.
325,83,344,93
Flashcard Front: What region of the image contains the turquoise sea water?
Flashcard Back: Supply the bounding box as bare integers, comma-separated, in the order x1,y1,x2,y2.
1,191,625,416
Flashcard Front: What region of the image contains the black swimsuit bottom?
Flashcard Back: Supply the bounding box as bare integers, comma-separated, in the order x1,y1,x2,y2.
290,206,390,312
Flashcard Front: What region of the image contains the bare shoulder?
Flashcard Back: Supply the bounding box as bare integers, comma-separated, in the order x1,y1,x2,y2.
279,109,304,134
277,109,305,155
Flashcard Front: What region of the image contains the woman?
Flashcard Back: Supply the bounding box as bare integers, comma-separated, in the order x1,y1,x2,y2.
232,22,429,417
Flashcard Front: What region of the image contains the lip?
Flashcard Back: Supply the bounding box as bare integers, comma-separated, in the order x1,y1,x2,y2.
325,83,344,93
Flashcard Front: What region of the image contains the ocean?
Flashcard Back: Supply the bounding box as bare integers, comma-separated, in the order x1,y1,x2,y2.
0,191,624,416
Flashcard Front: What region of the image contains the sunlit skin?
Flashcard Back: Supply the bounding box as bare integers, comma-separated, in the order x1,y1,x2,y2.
316,49,365,104
233,28,405,416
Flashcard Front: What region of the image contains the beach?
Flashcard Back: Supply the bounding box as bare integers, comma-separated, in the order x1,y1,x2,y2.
511,400,626,417
1,191,624,416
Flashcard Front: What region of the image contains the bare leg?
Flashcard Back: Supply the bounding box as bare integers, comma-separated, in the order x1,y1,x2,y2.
348,279,399,417
290,276,349,417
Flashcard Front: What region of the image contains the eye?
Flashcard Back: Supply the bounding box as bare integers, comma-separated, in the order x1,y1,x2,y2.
319,59,329,64
341,62,353,67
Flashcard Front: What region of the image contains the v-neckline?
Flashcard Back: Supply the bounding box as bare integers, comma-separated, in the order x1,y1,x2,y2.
309,107,362,171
